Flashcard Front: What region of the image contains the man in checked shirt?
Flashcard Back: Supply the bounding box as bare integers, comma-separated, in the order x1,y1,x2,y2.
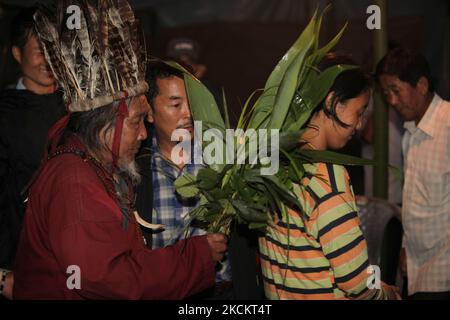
377,47,450,300
135,61,233,299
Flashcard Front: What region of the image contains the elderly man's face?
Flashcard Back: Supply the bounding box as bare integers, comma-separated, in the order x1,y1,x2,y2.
118,95,150,165
379,74,427,123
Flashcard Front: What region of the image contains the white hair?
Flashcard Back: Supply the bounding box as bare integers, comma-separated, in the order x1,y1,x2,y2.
119,160,141,186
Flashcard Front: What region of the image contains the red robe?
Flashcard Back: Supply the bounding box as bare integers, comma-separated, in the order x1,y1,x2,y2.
13,136,215,299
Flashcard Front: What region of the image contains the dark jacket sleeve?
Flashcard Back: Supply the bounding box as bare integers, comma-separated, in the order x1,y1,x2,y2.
0,114,13,268
0,111,22,270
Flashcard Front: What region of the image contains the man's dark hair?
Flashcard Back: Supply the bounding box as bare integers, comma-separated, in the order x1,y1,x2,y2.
375,47,434,92
313,53,371,128
10,6,38,52
146,61,184,107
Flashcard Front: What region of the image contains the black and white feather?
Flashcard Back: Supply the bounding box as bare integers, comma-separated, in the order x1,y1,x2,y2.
34,0,148,112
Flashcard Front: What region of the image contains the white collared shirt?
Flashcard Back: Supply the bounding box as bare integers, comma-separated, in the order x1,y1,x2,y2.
402,94,450,294
16,77,27,90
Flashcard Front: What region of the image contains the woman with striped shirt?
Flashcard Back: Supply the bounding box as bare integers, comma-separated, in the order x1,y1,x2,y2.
259,54,400,300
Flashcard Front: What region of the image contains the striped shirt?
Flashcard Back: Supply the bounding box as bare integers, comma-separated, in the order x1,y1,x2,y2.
259,163,386,300
401,94,450,295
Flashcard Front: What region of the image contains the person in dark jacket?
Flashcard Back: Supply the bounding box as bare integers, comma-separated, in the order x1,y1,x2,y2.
0,7,64,299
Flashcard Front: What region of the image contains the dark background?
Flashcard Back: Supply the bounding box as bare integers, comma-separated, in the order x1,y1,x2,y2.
1,0,449,194
1,0,449,125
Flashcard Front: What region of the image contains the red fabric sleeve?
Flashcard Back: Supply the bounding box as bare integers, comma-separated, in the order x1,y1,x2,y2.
51,222,215,299
46,157,215,299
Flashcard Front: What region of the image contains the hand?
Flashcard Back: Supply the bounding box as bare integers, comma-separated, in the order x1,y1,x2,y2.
1,272,13,300
206,233,228,263
399,248,407,276
381,281,401,300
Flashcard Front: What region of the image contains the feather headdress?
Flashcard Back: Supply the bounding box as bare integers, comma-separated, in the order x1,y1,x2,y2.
34,0,148,112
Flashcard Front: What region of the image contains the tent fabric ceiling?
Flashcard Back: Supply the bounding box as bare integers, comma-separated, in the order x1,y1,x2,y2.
1,0,443,27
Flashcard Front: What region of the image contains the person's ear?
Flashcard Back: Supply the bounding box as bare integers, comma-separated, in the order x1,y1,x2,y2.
416,76,429,95
147,105,154,123
12,46,22,64
325,91,335,110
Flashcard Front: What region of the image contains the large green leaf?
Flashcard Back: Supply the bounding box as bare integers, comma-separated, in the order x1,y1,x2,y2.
164,60,226,132
171,8,381,237
248,222,267,231
261,175,302,209
278,131,302,151
284,64,358,132
188,205,209,221
313,4,331,51
281,19,349,133
246,95,272,131
306,22,348,73
267,37,315,130
280,148,305,182
219,199,236,215
236,89,264,130
296,149,377,166
248,10,319,130
297,150,403,181
221,88,231,130
197,167,219,190
184,74,226,131
233,200,269,223
174,173,199,198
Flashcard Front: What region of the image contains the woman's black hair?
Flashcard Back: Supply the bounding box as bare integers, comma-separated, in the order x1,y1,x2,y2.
313,53,371,128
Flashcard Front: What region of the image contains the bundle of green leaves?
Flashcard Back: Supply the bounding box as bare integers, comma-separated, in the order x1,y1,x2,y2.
172,8,377,235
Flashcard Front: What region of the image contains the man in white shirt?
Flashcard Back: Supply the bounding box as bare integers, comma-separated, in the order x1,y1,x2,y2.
376,47,450,300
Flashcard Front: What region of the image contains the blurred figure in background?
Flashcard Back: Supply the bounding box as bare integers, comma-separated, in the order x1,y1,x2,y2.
360,102,404,205
166,37,224,117
0,7,65,299
167,37,207,81
376,47,450,300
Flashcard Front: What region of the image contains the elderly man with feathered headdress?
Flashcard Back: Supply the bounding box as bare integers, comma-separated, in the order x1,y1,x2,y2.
12,0,227,299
